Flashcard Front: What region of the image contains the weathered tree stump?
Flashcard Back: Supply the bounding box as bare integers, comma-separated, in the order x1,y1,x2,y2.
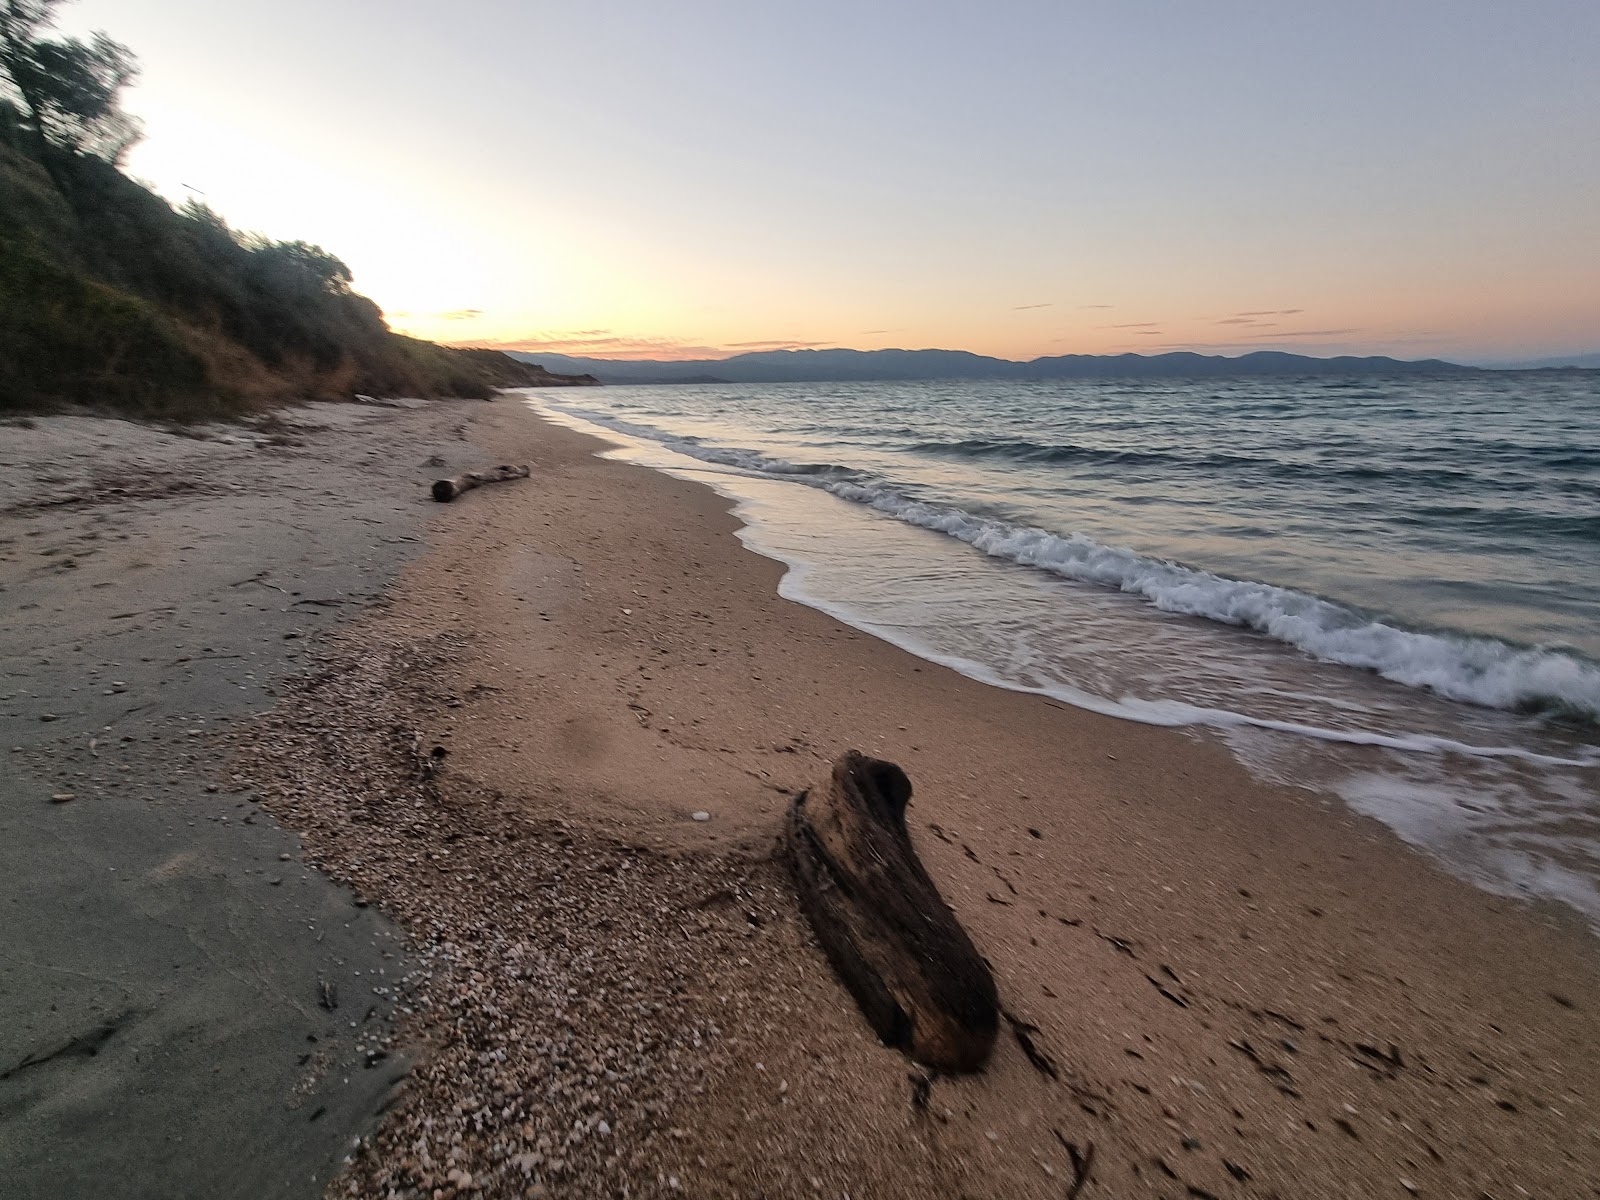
430,464,530,502
785,751,999,1072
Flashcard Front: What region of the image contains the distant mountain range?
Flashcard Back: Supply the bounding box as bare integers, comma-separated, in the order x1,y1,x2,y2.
504,347,1491,385
1480,352,1600,370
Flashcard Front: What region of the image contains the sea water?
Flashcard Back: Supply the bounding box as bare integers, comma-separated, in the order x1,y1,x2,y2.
525,374,1600,923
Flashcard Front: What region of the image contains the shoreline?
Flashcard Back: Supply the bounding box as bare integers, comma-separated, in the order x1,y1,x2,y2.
533,397,1600,929
246,401,1600,1197
5,398,1597,1198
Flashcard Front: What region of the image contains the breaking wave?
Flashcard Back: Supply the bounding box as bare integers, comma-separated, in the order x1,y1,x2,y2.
547,402,1600,723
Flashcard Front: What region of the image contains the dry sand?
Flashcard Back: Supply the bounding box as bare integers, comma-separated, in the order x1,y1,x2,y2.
6,399,1598,1199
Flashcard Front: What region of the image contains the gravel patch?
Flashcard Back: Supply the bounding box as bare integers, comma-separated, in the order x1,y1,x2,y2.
230,628,806,1199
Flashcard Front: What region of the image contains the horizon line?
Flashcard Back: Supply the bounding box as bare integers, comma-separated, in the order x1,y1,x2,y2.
453,342,1497,366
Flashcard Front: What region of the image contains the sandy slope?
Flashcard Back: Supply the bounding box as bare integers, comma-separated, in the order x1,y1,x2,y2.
235,400,1600,1199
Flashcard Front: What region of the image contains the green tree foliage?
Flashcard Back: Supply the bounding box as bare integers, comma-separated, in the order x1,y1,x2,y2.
0,0,141,163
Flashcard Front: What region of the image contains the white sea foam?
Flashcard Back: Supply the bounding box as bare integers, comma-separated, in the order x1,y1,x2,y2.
1336,771,1600,923
760,571,1600,768
543,400,1600,724
843,493,1600,720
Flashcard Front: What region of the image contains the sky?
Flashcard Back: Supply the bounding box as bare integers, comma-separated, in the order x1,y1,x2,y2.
54,0,1600,363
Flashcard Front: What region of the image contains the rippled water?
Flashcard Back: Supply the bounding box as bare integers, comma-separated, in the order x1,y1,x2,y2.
526,374,1600,924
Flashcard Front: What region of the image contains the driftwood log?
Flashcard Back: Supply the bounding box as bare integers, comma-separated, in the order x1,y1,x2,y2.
786,751,999,1072
430,464,530,502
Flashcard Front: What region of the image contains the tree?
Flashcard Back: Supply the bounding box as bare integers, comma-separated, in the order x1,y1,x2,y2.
244,237,356,296
0,0,141,164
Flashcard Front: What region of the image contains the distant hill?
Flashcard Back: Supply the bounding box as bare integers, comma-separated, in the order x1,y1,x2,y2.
507,347,1475,386
1480,352,1600,370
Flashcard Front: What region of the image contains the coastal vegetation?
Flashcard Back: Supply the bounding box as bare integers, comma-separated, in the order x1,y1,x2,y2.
0,0,551,417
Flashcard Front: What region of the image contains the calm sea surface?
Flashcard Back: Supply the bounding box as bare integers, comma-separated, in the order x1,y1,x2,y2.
528,375,1600,923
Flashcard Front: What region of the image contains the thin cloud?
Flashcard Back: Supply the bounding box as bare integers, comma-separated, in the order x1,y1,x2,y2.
1250,328,1357,339
726,339,830,350
1145,345,1274,354
1143,333,1368,353
390,307,486,321
1103,322,1161,329
1078,304,1113,309
1215,317,1256,325
1012,302,1053,311
467,332,733,360
1133,329,1165,335
1237,308,1304,317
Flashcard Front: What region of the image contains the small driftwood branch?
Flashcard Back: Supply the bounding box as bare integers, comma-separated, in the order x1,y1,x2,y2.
786,750,998,1072
430,464,530,502
1053,1130,1096,1200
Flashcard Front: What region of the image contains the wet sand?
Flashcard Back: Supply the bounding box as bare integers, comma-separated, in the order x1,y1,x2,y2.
7,398,1598,1198
246,399,1600,1198
0,404,481,1198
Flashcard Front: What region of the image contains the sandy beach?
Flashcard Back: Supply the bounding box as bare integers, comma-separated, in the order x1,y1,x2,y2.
6,397,1599,1199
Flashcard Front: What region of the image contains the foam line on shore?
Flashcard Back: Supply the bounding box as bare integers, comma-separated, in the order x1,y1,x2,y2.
771,560,1600,769
533,400,1599,769
538,399,1600,724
